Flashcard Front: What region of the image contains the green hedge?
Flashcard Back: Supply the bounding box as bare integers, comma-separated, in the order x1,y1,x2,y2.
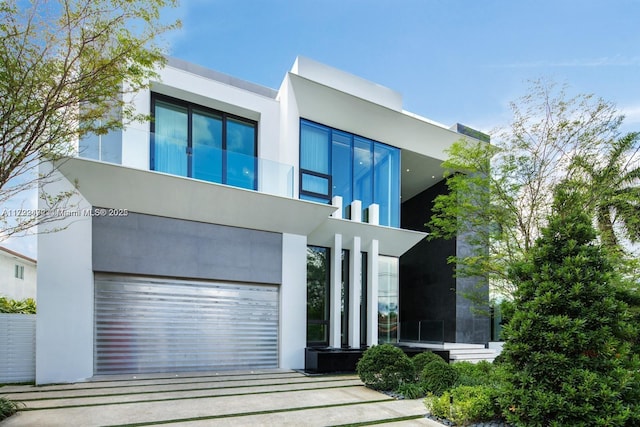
0,296,36,314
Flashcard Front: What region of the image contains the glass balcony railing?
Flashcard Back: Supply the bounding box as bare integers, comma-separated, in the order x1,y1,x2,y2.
399,320,445,344
79,127,294,198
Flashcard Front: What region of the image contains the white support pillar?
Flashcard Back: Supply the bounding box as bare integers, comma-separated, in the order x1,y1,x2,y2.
348,236,362,348
351,200,362,222
367,239,379,347
331,196,343,219
329,233,343,348
368,203,379,225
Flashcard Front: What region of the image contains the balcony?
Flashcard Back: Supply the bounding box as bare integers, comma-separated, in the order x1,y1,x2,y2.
79,127,294,198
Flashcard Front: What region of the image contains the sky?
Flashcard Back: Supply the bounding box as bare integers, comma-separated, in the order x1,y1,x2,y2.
162,0,640,133
4,0,640,258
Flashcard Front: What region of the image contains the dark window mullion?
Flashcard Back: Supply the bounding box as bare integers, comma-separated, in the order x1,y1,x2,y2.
222,112,228,185
187,105,193,177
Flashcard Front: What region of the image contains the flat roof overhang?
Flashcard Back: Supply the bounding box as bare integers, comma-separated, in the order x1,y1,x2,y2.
56,157,337,236
57,158,426,257
308,217,427,258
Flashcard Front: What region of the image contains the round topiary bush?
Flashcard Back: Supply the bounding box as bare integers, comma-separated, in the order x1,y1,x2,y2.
412,351,446,375
421,360,458,396
356,344,415,391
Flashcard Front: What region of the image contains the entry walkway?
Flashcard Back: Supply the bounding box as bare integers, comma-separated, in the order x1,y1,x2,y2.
0,370,441,426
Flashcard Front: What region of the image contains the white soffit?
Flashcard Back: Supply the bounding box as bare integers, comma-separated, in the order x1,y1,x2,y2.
57,158,336,236
308,217,427,257
288,73,465,161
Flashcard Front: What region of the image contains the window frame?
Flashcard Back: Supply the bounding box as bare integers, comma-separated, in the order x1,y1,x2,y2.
150,93,258,189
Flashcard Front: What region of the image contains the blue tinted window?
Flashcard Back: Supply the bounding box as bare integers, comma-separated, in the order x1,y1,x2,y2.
152,96,256,190
374,143,400,227
154,101,188,177
300,122,330,174
353,137,373,219
332,131,352,218
192,109,222,183
299,119,400,227
226,118,256,190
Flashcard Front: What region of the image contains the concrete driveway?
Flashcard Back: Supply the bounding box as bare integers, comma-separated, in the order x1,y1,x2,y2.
0,370,442,426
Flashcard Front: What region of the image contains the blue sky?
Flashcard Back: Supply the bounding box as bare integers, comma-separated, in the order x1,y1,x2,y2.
164,0,640,133
4,0,640,258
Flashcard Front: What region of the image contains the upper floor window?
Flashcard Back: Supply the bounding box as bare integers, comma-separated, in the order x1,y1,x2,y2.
151,94,257,190
299,119,400,227
15,264,24,280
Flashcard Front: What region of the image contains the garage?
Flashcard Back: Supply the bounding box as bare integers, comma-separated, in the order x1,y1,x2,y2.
94,274,279,374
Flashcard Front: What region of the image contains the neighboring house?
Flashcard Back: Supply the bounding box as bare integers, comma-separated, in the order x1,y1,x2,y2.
0,246,37,301
36,56,490,384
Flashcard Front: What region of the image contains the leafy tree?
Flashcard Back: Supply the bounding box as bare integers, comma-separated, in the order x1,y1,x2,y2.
498,185,640,426
428,80,633,299
0,0,179,238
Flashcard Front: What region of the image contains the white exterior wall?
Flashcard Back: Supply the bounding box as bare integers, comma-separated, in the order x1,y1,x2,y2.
36,165,94,384
0,251,36,301
280,233,307,369
277,75,302,197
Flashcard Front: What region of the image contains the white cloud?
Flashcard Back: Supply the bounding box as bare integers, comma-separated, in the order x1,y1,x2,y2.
495,56,640,69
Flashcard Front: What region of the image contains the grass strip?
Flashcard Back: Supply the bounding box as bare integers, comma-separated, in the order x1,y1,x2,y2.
15,378,360,402
331,414,425,426
6,373,355,395
104,398,393,427
18,384,375,411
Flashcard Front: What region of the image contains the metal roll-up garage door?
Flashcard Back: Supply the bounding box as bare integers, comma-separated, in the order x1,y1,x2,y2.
94,275,279,374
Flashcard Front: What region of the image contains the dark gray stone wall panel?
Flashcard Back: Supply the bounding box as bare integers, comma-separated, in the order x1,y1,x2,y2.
400,180,457,342
92,212,282,284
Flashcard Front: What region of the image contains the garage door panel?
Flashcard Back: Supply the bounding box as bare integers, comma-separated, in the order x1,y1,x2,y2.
94,275,279,374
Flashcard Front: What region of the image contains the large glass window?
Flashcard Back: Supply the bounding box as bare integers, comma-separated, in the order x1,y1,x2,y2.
378,256,399,344
299,119,400,227
307,246,330,346
151,95,257,190
300,121,331,201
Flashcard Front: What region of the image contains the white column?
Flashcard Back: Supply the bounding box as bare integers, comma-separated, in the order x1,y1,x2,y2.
37,165,94,384
348,236,362,348
351,200,362,222
329,233,343,348
280,233,307,369
368,203,379,225
367,239,379,346
331,196,343,219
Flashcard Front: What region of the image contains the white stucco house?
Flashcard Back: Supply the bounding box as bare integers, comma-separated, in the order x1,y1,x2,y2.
0,246,37,301
36,56,490,384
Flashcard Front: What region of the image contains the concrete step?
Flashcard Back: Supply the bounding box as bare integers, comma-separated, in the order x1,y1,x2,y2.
448,347,498,363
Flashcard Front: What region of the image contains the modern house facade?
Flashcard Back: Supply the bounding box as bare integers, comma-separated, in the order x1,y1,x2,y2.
36,56,489,384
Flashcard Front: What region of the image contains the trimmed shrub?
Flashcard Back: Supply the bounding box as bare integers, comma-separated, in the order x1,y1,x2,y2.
396,383,425,399
452,361,495,387
0,397,19,421
420,360,458,396
412,351,446,375
426,385,499,425
356,344,415,391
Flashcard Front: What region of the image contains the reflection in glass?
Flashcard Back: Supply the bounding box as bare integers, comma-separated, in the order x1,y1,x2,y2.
307,246,330,346
378,256,399,344
353,137,373,219
192,109,222,183
226,118,256,190
154,101,188,177
374,143,400,227
332,131,352,218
